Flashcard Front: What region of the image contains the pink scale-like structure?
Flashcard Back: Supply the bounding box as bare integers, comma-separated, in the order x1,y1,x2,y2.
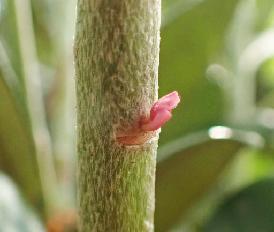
117,91,181,145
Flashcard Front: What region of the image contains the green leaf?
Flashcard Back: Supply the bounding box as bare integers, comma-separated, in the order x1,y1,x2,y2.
155,127,264,232
0,45,43,212
159,0,239,144
162,0,206,27
203,178,274,232
0,0,24,81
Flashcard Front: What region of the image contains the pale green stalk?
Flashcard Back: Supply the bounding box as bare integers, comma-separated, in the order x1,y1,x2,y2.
74,0,161,231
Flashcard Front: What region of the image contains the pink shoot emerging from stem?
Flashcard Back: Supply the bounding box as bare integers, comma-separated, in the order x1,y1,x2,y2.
141,91,180,131
117,91,181,145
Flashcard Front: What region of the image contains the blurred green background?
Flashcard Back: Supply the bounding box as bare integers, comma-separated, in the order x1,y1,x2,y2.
0,0,274,231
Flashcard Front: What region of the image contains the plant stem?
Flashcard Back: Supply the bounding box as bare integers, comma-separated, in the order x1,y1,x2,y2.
74,0,161,231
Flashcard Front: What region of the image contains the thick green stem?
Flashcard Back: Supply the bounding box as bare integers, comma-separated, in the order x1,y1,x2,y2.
74,0,161,231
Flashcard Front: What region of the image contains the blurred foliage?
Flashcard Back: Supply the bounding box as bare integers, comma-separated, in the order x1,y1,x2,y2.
0,71,43,210
0,0,274,231
159,0,238,143
155,127,264,231
0,173,44,232
0,7,43,210
203,178,274,232
0,0,24,81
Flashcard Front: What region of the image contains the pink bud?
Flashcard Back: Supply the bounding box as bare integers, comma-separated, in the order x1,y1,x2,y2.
117,91,181,145
141,91,180,131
